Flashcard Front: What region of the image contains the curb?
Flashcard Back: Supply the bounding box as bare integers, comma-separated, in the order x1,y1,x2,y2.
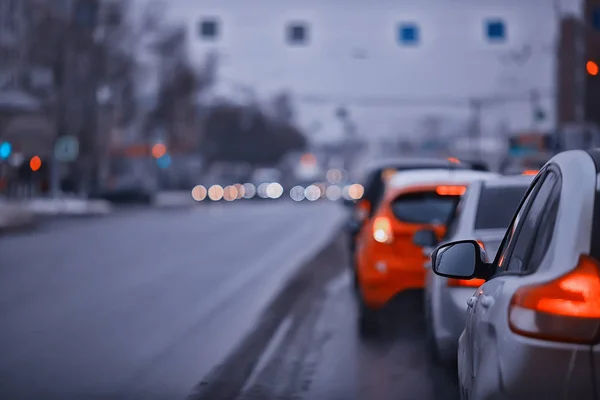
0,218,39,236
187,228,347,400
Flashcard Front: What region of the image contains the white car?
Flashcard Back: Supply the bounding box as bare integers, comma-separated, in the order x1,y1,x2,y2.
431,149,600,399
416,175,533,364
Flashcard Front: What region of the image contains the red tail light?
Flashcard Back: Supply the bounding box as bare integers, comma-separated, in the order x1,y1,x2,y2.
522,169,538,176
372,216,393,244
448,278,486,288
436,185,466,196
509,255,600,344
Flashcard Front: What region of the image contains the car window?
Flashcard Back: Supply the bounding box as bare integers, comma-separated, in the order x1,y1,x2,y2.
505,172,558,273
361,171,382,209
527,194,559,269
444,185,470,239
495,171,559,274
494,174,544,271
474,185,528,230
390,191,461,225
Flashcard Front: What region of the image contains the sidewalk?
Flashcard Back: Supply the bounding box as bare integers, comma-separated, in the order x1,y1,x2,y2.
0,201,37,233
0,197,113,232
24,198,112,217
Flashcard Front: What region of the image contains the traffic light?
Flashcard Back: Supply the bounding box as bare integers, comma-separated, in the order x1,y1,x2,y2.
151,143,167,159
30,156,42,172
0,142,12,160
587,60,599,76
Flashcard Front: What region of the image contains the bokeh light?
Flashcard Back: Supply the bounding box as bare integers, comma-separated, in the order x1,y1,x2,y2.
587,60,599,76
257,183,270,198
326,185,342,201
157,154,171,169
348,183,364,200
233,184,244,199
326,169,343,184
305,184,321,201
191,185,207,201
243,183,256,199
223,185,238,201
29,156,42,171
266,182,284,199
151,143,167,159
208,185,224,201
316,183,326,198
290,186,305,201
0,142,12,159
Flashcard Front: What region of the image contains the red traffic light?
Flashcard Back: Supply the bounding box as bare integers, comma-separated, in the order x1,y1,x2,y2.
151,143,167,159
30,156,42,171
587,61,599,76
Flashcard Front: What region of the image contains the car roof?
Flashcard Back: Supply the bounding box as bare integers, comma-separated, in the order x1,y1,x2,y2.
482,174,534,188
363,157,467,171
388,169,500,191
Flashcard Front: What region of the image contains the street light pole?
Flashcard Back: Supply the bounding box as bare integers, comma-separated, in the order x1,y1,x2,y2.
469,98,483,159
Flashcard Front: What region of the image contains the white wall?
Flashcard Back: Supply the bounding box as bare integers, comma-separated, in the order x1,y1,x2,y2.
144,0,581,141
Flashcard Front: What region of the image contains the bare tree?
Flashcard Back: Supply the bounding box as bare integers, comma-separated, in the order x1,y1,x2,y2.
143,14,218,153
271,91,295,124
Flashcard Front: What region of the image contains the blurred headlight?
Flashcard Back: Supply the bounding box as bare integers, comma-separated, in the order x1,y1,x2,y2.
223,185,238,201
191,185,207,201
290,185,305,201
305,185,321,201
258,183,269,198
208,185,224,201
326,185,342,201
348,183,364,200
243,183,256,199
234,183,245,199
266,182,284,199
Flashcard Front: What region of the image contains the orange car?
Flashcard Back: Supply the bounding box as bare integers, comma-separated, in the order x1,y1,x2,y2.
354,168,499,333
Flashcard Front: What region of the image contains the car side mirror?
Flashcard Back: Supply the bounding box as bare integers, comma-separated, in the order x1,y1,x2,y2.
431,240,491,280
413,228,438,247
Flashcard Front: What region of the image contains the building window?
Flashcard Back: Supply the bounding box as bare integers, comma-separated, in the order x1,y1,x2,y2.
199,18,219,39
286,22,308,45
397,23,419,46
486,19,506,42
593,8,600,30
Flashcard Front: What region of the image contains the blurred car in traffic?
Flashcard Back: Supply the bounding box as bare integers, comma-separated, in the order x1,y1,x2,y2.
431,149,600,398
353,168,499,336
92,158,158,204
500,152,551,175
344,157,475,260
415,175,532,363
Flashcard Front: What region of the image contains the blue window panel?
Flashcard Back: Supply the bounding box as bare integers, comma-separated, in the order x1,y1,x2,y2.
199,18,219,39
486,19,506,42
593,8,600,30
398,23,419,45
286,22,309,45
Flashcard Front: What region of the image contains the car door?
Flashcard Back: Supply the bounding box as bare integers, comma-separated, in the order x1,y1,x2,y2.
464,169,561,388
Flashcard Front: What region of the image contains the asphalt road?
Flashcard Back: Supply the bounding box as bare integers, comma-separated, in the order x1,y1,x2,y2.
0,201,460,400
0,202,344,400
196,236,460,400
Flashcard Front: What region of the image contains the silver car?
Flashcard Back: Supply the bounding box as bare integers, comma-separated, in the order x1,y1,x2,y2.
416,175,533,363
431,149,600,398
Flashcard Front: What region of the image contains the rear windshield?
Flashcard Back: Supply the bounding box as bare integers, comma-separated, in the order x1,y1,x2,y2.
390,192,460,224
474,185,528,230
